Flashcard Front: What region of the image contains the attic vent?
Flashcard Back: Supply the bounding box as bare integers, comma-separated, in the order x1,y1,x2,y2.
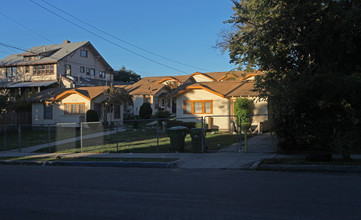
63,39,71,44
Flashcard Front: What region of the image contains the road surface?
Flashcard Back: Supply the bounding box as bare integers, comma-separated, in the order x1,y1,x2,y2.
0,166,360,219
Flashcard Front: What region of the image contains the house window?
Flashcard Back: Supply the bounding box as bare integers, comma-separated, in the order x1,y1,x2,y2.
25,66,30,73
80,50,88,57
6,67,17,77
114,104,121,119
80,67,85,73
43,103,52,119
64,103,85,115
99,71,105,78
33,65,54,75
90,69,95,76
66,64,71,75
86,68,90,75
183,100,213,114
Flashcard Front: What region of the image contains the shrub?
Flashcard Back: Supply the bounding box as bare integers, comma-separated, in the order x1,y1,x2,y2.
86,109,99,122
156,110,171,119
139,102,152,119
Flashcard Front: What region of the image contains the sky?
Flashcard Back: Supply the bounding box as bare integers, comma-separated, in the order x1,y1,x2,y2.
0,0,237,78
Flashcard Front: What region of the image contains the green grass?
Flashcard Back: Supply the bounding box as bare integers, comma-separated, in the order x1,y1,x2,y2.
261,158,361,165
0,156,178,163
34,129,242,153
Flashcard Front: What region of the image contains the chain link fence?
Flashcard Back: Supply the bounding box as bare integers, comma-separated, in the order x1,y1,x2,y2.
0,114,269,154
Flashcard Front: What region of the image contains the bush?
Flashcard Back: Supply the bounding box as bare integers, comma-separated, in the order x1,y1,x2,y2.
139,102,152,119
156,110,171,119
86,109,99,122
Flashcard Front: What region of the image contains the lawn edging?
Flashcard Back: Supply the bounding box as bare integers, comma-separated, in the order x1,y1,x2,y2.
0,159,178,168
254,159,361,172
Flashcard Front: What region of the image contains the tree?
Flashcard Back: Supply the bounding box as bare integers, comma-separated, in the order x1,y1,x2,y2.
102,86,132,125
113,66,141,83
139,102,152,119
221,0,361,159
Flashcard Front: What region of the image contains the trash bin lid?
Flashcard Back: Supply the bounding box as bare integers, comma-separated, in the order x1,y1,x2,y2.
168,126,188,131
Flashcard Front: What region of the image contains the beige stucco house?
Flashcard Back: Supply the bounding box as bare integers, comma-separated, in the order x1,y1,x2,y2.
0,40,113,94
30,86,123,126
118,75,192,116
171,75,268,132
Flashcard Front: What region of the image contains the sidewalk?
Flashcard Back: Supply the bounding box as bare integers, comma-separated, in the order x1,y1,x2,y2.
0,133,278,169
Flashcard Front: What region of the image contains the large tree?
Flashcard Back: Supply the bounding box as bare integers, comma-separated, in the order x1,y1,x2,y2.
221,0,361,158
113,66,141,83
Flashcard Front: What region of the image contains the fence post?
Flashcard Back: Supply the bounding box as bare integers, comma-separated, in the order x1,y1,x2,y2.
116,126,119,152
201,116,204,152
156,119,159,152
48,124,51,152
80,122,83,153
18,124,21,152
3,124,7,152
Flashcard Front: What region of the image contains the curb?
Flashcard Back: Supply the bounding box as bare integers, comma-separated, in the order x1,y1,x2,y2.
257,164,361,172
0,160,177,168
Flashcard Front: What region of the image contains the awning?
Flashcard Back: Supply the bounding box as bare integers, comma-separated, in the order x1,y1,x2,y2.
7,81,57,88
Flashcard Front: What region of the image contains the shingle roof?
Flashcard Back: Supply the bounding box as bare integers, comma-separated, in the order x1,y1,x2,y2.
0,41,89,66
29,86,110,102
191,71,264,81
172,80,258,98
119,77,170,96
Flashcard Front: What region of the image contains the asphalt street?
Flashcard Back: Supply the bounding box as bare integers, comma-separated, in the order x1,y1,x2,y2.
0,166,360,220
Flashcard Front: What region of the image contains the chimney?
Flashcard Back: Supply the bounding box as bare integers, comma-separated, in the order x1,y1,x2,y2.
63,39,71,44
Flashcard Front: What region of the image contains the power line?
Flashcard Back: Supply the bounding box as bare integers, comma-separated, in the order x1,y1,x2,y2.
0,10,56,44
39,0,211,72
0,42,23,53
30,0,190,75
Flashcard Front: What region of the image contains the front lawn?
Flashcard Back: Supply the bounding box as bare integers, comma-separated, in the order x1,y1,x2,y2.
35,130,241,153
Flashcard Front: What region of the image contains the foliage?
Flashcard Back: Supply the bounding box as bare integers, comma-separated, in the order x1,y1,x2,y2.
113,66,141,82
222,0,361,158
234,97,253,131
102,86,132,124
156,110,171,119
139,102,153,119
86,109,99,122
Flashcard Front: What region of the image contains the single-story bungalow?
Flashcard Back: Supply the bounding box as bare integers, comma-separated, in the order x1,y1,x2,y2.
171,80,268,132
29,86,123,125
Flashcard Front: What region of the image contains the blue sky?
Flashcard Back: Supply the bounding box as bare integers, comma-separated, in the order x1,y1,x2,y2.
0,0,237,77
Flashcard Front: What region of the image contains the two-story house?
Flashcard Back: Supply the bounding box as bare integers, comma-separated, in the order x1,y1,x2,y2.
0,40,113,95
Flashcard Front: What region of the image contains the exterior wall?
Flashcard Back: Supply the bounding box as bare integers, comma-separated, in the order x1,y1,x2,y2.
32,94,91,125
192,74,214,82
132,88,170,116
175,89,232,130
58,46,109,81
175,90,269,131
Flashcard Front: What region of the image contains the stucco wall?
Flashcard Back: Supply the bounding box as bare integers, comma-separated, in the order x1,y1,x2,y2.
175,89,269,131
176,89,232,130
32,94,91,125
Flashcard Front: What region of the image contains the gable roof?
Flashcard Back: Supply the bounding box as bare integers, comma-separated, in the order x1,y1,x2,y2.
0,41,112,71
29,86,109,102
119,77,170,96
190,71,264,82
171,80,258,98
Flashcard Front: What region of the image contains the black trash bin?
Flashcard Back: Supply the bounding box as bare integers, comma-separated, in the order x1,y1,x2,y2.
167,126,188,152
190,128,203,153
